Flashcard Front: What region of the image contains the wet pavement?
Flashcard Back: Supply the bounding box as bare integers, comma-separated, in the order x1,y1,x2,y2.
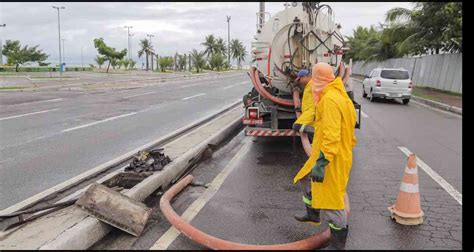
74,76,462,249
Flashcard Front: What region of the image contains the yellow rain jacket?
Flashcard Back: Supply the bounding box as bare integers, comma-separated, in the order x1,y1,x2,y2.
293,77,357,210
294,79,315,127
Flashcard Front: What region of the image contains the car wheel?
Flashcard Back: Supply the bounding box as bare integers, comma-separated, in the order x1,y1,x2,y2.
362,86,367,98
369,90,376,102
402,98,410,104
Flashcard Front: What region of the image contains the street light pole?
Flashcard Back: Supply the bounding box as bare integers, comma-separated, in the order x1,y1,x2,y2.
0,24,6,65
52,6,65,79
62,39,66,65
146,34,154,71
81,46,84,69
130,33,134,63
124,26,133,61
226,16,231,68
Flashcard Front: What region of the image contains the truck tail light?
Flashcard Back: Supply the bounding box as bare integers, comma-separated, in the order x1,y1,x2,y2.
248,107,259,119
375,80,381,87
409,81,413,89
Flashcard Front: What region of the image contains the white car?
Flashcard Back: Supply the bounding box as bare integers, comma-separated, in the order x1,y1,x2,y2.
362,68,413,104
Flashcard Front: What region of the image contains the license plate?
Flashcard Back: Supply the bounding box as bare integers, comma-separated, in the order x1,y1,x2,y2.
390,93,402,97
243,118,263,125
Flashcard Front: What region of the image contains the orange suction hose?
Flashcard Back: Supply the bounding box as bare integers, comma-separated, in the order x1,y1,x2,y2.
160,175,350,250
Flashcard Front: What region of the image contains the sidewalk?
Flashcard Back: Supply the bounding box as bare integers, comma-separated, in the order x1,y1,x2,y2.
411,87,461,109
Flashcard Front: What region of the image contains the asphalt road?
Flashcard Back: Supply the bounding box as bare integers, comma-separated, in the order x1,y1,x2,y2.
0,70,220,90
93,77,462,250
0,72,249,210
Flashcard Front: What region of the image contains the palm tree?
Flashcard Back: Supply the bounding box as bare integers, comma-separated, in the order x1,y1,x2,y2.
190,49,206,73
202,34,217,58
129,60,136,69
385,2,462,55
178,54,187,71
230,39,247,69
158,56,174,72
209,53,225,71
230,39,239,60
215,37,227,56
94,55,105,69
122,59,130,70
138,38,154,71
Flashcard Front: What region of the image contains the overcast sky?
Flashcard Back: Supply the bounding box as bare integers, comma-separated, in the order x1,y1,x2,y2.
0,2,413,66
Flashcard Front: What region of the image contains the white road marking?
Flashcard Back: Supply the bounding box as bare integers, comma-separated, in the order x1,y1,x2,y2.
361,110,369,118
0,108,60,121
62,112,137,132
398,146,462,205
182,93,206,100
150,139,252,250
123,91,156,99
222,81,247,89
15,98,64,105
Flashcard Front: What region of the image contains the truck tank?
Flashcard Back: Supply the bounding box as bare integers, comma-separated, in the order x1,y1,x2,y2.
243,2,359,143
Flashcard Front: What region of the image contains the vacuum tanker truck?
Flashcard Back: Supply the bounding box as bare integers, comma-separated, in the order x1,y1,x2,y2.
243,2,361,138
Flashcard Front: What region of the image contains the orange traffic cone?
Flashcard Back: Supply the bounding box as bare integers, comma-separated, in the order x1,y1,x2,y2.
388,154,424,225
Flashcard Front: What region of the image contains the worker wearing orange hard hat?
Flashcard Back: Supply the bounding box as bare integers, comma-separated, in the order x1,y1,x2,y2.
294,62,357,250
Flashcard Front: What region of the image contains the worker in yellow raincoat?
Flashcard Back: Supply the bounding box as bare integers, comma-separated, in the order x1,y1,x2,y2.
293,69,315,135
294,62,357,250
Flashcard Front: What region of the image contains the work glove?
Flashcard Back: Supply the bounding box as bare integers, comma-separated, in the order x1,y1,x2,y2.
293,123,314,134
310,151,329,183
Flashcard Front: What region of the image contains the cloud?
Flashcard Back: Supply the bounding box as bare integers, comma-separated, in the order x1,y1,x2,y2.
0,2,413,65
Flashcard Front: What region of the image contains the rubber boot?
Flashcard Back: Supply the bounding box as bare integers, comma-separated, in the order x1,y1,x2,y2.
326,225,349,250
294,205,321,226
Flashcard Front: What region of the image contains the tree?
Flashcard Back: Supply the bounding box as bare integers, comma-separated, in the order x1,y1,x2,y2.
215,37,227,56
94,55,106,69
188,54,192,72
386,2,462,55
93,38,127,73
155,54,159,71
209,53,225,71
190,49,206,73
178,54,187,71
158,56,174,72
174,52,178,71
122,59,130,70
129,60,136,69
110,58,118,69
230,39,247,69
2,40,48,71
137,38,154,71
202,34,217,58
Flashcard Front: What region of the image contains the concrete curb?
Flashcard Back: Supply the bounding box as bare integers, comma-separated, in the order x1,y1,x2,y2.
37,107,243,250
410,95,462,115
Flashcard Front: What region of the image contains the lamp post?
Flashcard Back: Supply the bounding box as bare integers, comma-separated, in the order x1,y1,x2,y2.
62,39,66,65
52,6,65,79
146,34,154,71
226,15,231,68
81,46,84,69
124,26,133,61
